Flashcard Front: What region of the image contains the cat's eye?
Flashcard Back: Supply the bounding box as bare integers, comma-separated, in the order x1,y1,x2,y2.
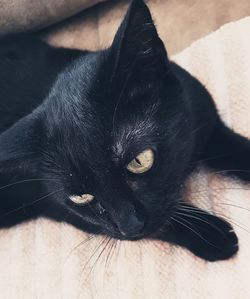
69,194,94,205
127,149,154,174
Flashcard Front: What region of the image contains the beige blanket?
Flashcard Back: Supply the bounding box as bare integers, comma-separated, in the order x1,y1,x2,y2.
0,0,107,34
1,17,250,299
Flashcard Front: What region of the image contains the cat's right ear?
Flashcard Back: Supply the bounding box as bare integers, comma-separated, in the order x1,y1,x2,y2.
109,0,170,87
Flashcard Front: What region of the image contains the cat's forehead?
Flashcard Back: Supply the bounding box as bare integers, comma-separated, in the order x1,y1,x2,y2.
112,116,157,159
44,50,164,165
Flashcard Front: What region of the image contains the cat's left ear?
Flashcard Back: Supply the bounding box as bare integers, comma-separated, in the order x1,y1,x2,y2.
0,116,39,164
0,116,45,226
0,115,40,184
109,0,169,84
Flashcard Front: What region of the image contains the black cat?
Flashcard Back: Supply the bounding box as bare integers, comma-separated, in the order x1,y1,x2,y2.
0,0,248,261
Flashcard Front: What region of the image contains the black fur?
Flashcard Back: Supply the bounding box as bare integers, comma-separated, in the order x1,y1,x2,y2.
0,0,247,261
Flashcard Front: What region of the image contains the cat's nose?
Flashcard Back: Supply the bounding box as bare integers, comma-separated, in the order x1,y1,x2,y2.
116,213,145,238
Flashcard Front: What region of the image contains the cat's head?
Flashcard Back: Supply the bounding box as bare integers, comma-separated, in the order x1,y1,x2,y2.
0,0,194,238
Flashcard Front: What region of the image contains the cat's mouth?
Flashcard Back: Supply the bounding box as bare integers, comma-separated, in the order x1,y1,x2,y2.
103,204,179,242
105,218,169,241
104,221,147,241
115,233,146,241
107,221,172,241
103,216,149,241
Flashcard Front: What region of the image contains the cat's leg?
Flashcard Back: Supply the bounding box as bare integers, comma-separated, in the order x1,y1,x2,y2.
201,120,250,181
154,203,238,261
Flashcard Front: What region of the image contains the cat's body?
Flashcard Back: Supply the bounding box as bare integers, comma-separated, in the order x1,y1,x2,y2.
0,37,216,164
0,34,84,133
0,0,248,261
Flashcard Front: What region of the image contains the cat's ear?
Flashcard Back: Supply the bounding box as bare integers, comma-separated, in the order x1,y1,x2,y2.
0,116,44,225
109,0,169,84
0,115,40,171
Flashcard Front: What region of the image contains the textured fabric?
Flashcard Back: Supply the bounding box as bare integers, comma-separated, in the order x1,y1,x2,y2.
42,0,250,55
1,17,250,299
0,0,107,34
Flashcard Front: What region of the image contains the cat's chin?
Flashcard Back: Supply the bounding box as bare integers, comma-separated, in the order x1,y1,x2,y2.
105,230,148,241
120,233,146,241
103,218,174,242
104,224,166,241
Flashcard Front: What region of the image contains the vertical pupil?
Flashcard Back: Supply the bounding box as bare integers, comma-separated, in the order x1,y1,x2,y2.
135,157,141,165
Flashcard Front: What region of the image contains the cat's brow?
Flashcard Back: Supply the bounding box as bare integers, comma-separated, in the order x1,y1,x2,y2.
113,118,157,158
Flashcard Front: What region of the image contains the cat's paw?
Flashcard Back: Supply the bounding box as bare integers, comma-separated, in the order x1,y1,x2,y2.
188,218,239,262
159,204,239,261
177,206,239,261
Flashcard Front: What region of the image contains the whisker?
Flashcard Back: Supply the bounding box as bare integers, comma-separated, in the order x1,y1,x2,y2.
0,178,61,191
183,197,250,215
192,154,234,165
208,169,250,176
0,188,64,217
63,233,100,265
176,211,226,237
89,237,112,276
179,203,250,234
103,238,114,275
190,186,250,195
115,240,121,264
172,215,202,239
217,202,250,212
111,239,118,265
80,236,108,277
178,205,216,216
105,239,116,272
172,215,217,248
217,213,250,234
